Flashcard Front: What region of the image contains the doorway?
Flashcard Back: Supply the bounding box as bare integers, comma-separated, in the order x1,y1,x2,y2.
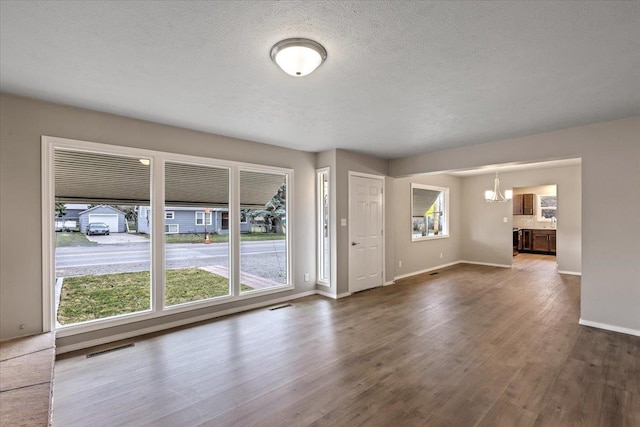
348,172,384,293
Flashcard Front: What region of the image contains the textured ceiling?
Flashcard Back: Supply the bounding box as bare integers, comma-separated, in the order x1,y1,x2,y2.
1,1,639,159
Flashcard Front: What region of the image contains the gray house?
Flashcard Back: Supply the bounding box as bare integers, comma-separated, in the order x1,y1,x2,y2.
137,207,250,235
78,205,127,234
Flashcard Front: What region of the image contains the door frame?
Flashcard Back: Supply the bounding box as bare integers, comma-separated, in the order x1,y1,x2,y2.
348,171,385,293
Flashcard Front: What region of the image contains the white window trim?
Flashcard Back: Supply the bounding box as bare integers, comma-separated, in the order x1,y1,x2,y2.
42,135,294,338
165,224,179,234
411,183,450,242
165,211,175,220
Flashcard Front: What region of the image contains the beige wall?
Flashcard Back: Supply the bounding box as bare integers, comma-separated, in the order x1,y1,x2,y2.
2,92,638,343
0,94,317,343
334,149,390,295
391,118,640,333
392,174,462,278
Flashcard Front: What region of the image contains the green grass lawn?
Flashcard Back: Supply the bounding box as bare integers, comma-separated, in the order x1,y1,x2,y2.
57,268,253,325
165,232,285,244
55,232,97,247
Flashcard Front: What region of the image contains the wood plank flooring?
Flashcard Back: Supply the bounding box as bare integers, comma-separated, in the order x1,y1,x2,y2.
52,254,640,426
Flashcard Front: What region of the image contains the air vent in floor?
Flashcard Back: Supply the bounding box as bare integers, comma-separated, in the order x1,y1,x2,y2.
86,343,134,358
268,303,293,311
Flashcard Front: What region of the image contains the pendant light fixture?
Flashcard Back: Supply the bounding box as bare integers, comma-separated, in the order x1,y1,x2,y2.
485,172,513,202
270,38,327,77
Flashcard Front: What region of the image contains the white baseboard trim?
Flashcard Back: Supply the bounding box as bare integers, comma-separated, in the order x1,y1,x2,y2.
394,261,461,281
56,290,317,354
384,280,395,286
460,260,512,269
578,318,640,337
316,289,338,299
336,292,352,299
558,270,582,276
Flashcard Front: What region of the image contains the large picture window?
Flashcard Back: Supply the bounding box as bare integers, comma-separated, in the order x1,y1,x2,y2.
44,137,293,336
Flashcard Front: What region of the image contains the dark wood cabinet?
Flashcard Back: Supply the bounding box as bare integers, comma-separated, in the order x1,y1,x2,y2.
513,195,523,215
520,229,532,251
530,230,556,254
513,194,535,215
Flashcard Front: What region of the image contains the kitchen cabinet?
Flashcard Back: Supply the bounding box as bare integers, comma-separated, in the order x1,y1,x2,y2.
513,194,535,215
531,230,556,254
520,229,532,251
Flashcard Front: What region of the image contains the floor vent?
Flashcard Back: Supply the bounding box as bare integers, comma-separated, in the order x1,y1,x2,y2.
430,272,439,276
269,303,293,311
86,343,134,358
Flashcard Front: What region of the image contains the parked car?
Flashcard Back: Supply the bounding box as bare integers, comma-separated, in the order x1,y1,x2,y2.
87,222,110,235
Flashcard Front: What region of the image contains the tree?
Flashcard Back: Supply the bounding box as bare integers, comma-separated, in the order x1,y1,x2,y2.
246,183,286,233
55,202,66,218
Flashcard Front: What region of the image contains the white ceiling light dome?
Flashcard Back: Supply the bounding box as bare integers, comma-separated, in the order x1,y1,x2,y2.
270,38,327,77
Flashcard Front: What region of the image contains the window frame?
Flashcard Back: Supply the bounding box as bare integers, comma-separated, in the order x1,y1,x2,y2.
195,211,212,226
410,183,450,242
42,135,294,338
165,224,179,234
165,211,175,220
538,195,557,222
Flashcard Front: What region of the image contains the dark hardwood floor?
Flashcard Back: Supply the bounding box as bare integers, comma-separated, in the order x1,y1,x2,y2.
52,254,640,426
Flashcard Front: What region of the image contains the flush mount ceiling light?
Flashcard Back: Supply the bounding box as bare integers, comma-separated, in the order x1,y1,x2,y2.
485,172,513,203
270,38,327,77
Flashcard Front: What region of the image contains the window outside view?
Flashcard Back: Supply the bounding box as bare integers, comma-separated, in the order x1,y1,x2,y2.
412,185,448,240
54,148,289,327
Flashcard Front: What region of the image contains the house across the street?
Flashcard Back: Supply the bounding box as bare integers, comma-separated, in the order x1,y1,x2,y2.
137,206,251,235
78,205,127,234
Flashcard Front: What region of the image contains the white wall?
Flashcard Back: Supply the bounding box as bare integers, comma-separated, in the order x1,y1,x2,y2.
393,174,462,278
391,117,640,334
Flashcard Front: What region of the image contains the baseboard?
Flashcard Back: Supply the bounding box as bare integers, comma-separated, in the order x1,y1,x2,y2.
578,318,640,337
394,261,461,281
336,292,352,299
460,260,512,268
558,270,581,276
384,280,395,286
56,290,317,354
316,289,338,299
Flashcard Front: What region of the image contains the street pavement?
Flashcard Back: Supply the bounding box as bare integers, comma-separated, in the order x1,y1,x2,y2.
55,240,287,282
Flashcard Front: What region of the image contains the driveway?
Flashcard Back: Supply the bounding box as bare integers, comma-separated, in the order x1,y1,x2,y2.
85,232,150,244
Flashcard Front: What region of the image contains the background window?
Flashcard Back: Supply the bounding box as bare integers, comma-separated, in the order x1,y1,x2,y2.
165,211,175,220
539,195,557,221
411,184,449,240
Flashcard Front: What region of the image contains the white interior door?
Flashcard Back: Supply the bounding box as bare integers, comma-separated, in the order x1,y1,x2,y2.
349,174,384,292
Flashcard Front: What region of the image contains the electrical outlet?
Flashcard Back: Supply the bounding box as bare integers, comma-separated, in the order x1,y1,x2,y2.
304,273,309,282
440,252,443,259
503,217,508,223
398,260,402,268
